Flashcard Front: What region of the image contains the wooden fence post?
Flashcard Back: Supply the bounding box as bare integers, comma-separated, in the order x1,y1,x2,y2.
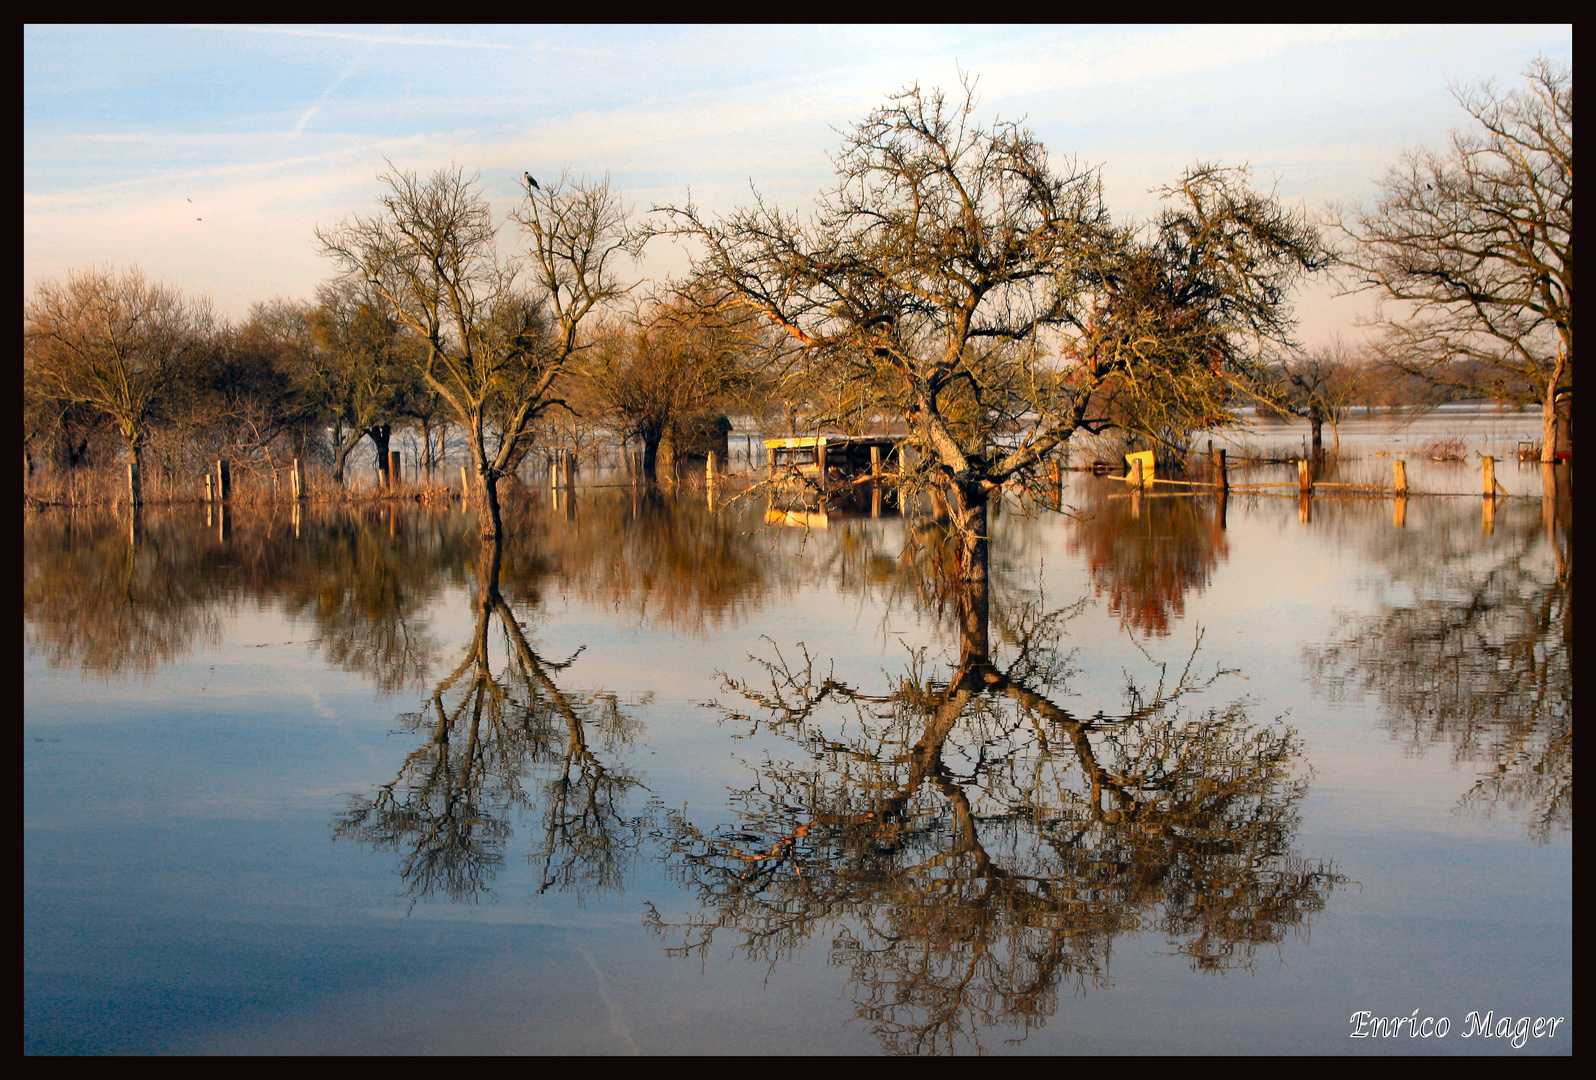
1481,455,1495,496
1216,449,1227,493
205,473,214,503
1130,458,1144,489
870,445,882,479
1297,458,1311,496
217,459,231,503
707,451,718,483
389,450,402,490
1393,459,1407,494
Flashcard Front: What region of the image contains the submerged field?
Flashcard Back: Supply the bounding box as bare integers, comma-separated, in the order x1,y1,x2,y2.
24,429,1571,1055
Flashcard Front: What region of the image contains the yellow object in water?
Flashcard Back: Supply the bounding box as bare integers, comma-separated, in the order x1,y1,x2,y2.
1124,450,1155,481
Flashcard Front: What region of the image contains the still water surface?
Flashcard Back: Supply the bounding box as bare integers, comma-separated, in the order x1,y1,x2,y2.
24,463,1571,1054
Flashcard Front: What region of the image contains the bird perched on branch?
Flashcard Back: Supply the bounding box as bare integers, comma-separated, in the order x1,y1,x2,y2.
525,172,539,190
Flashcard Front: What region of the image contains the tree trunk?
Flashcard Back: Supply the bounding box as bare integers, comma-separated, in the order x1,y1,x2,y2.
639,426,665,483
420,415,436,478
951,479,990,588
958,560,990,664
331,425,365,487
1541,344,1569,464
656,429,678,484
477,467,505,540
477,532,504,600
123,434,144,507
128,443,144,508
369,424,393,485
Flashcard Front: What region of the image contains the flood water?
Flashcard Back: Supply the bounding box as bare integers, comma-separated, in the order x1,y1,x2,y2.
24,455,1571,1055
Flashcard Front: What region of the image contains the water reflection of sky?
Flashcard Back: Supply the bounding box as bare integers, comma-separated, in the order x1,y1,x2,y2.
24,476,1570,1054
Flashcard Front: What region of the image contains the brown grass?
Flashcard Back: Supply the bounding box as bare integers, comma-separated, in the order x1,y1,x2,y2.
23,464,466,511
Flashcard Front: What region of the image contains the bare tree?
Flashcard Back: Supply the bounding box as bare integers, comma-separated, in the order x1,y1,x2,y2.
24,266,212,505
660,80,1321,587
1272,337,1372,454
1332,56,1571,461
316,164,635,536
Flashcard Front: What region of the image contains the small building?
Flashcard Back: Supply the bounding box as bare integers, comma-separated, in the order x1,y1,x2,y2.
764,435,905,481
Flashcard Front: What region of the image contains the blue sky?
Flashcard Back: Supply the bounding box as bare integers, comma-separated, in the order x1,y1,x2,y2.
23,24,1572,344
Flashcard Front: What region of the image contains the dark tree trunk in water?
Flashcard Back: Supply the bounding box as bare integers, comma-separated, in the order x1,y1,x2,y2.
641,430,662,483
656,429,678,484
943,477,992,662
127,440,144,508
477,532,505,600
369,424,392,484
958,566,990,665
1541,347,1568,463
477,469,505,540
950,479,990,587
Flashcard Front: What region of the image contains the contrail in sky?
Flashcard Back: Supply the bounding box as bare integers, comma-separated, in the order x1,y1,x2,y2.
289,53,365,140
175,24,514,49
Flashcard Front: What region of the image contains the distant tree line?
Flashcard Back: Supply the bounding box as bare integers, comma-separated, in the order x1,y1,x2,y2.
22,254,784,518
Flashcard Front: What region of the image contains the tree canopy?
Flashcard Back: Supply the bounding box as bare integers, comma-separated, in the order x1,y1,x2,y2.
660,80,1323,583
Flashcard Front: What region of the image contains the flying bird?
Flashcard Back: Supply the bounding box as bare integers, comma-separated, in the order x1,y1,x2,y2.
525,172,539,190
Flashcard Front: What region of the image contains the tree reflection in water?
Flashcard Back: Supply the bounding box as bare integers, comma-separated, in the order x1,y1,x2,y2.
27,492,1347,1050
24,509,225,678
334,535,650,902
1067,485,1228,638
23,504,479,687
651,584,1341,1054
1305,493,1572,843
